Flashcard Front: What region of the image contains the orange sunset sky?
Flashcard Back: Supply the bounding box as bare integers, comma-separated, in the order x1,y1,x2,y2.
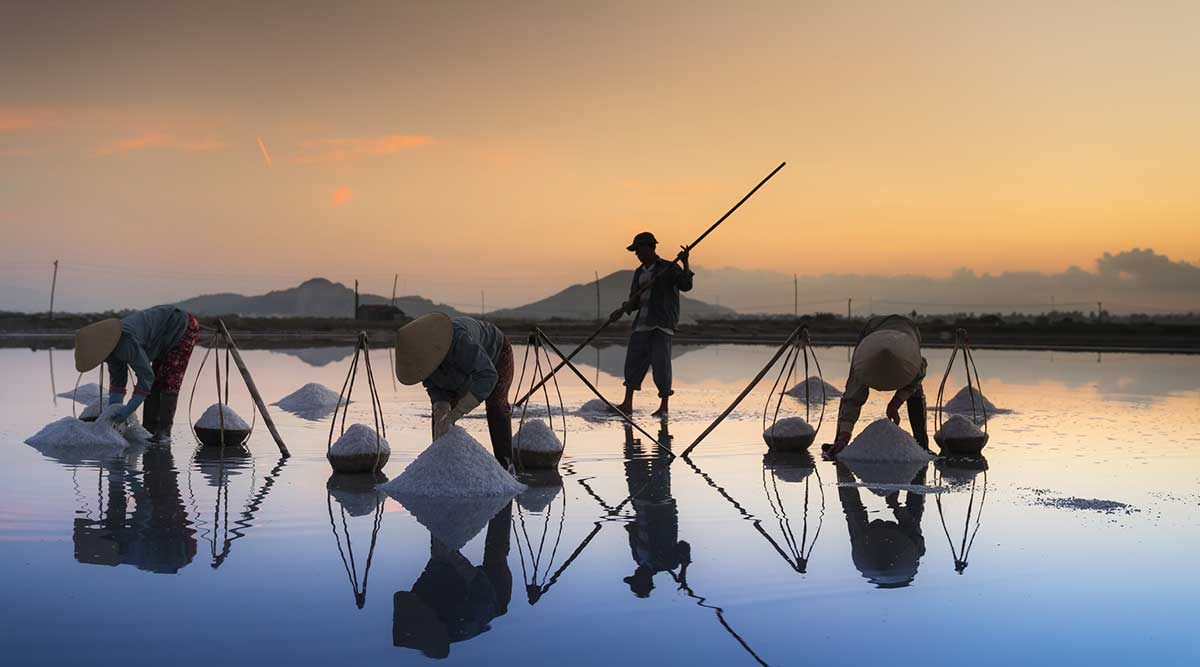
1,1,1197,311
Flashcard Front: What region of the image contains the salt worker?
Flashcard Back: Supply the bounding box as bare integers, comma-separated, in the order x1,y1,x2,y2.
73,305,201,441
825,314,928,457
395,313,514,466
609,231,694,417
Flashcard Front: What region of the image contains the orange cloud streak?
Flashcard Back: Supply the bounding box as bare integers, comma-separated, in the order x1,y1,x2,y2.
291,134,431,164
91,131,225,156
331,186,354,206
257,135,272,167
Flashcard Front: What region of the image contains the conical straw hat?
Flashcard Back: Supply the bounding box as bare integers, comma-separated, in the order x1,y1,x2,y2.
851,329,921,391
395,313,453,385
74,319,122,372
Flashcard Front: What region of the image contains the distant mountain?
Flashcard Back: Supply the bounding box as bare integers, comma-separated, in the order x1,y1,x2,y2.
176,278,464,318
488,270,736,322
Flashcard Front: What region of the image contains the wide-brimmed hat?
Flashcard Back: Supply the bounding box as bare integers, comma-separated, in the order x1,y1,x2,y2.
395,313,454,385
626,231,658,251
74,319,122,372
851,329,922,391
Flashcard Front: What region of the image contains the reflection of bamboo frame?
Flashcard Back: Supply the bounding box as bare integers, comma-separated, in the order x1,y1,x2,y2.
933,466,988,574
186,447,287,569
327,488,384,609
761,459,825,573
512,480,568,604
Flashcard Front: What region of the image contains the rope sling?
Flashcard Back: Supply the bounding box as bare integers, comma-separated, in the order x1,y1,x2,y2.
187,331,257,447
933,328,989,453
510,332,567,471
327,332,388,473
761,327,827,450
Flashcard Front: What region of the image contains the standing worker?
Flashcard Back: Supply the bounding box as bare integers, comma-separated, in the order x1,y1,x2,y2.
824,314,928,457
73,305,201,441
395,313,514,466
609,232,694,418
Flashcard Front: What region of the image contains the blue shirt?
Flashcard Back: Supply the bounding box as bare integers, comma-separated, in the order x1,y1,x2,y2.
107,306,190,397
423,317,506,404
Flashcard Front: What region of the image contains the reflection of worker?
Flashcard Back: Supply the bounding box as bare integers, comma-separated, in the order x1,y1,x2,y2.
622,423,691,597
392,504,513,659
610,232,694,418
834,462,926,588
73,444,197,574
826,315,928,457
395,313,514,466
74,305,200,441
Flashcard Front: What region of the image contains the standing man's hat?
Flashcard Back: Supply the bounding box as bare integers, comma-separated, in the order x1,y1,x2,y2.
74,319,123,372
851,329,922,391
626,232,658,251
395,313,454,385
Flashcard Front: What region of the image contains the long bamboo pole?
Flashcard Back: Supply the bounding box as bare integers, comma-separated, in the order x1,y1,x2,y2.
515,161,786,407
218,319,290,457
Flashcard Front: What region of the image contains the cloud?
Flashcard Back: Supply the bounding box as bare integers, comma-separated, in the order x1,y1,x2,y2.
257,136,272,167
331,186,354,206
290,134,432,164
90,131,225,156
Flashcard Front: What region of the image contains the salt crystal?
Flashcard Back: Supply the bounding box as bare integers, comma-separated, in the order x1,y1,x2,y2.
330,423,390,456
943,386,1007,415
514,419,564,453
839,418,934,463
274,383,345,419
379,426,526,498
196,403,250,430
936,414,985,440
785,376,842,403
764,416,815,439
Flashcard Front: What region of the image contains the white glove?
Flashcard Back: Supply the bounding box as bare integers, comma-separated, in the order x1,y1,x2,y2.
434,393,483,439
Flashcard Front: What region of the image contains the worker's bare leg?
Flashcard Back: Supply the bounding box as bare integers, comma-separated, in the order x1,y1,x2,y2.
651,396,669,417
612,387,635,415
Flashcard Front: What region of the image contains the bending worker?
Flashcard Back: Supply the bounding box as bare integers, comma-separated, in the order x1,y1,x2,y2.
825,314,928,457
74,305,201,441
609,231,694,418
395,313,514,466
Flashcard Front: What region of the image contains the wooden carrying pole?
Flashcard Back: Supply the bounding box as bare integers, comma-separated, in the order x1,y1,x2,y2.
217,319,290,457
515,161,787,407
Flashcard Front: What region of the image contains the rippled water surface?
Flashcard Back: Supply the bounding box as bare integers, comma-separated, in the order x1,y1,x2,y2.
2,344,1199,665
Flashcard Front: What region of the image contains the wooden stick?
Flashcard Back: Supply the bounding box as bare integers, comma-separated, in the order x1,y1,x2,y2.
681,327,802,458
218,319,290,457
515,161,786,407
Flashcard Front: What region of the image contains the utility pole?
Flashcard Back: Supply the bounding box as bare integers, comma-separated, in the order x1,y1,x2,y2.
847,298,852,320
49,260,59,321
391,274,398,308
481,290,486,319
793,273,798,318
354,280,359,319
1097,301,1103,323
595,270,601,322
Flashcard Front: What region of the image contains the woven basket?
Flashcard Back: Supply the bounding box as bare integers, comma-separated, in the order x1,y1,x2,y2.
327,450,390,474
513,448,563,470
763,431,816,451
934,432,989,456
195,426,252,448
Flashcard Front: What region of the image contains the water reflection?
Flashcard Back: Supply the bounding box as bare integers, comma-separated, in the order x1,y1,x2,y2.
933,456,989,574
392,504,513,659
622,422,690,597
761,451,824,573
834,462,927,588
73,443,197,574
513,470,566,605
188,446,287,569
327,472,386,609
271,347,356,367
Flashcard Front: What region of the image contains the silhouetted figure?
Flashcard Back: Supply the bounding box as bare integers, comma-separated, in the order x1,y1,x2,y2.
622,423,691,597
835,462,926,588
73,443,197,574
393,504,513,659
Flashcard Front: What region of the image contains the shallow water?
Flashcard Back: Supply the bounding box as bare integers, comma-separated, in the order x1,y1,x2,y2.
2,344,1199,665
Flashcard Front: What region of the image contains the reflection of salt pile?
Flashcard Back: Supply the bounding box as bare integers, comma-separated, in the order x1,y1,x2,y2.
273,383,345,419
328,472,387,517
764,417,815,439
763,452,816,482
59,383,105,405
785,376,842,403
330,423,390,456
196,404,250,430
517,483,562,513
936,414,984,440
379,427,525,550
840,418,933,496
514,419,563,453
26,405,132,454
944,386,1008,415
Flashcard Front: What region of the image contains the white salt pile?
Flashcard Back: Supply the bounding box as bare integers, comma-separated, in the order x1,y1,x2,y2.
785,376,842,403
58,383,105,405
839,419,934,463
330,423,390,456
514,419,564,453
26,405,131,453
577,398,613,414
79,401,104,420
379,426,526,498
196,404,250,430
274,383,345,414
936,414,985,441
944,386,1009,415
764,417,815,439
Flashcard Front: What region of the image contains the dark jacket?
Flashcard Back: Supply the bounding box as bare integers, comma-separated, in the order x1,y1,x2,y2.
107,305,190,397
624,258,694,332
422,317,507,404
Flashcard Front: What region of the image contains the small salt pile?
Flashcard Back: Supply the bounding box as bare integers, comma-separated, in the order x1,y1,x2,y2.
274,383,345,419
514,419,564,453
785,376,842,403
330,423,390,457
839,419,933,463
380,426,526,498
577,398,610,413
936,414,985,441
26,405,131,452
196,403,250,431
764,417,815,439
59,383,105,405
944,386,1007,415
